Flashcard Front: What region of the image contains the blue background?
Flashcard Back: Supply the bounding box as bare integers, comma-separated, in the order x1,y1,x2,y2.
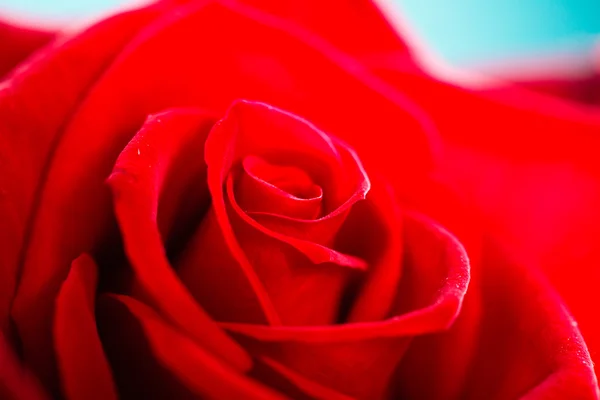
1,0,599,66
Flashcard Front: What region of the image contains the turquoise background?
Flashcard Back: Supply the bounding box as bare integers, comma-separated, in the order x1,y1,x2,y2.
1,0,599,66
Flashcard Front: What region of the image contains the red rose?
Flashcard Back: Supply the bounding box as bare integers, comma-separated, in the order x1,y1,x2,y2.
0,1,599,399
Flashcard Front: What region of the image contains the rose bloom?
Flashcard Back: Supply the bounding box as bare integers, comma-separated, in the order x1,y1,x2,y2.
1,1,599,399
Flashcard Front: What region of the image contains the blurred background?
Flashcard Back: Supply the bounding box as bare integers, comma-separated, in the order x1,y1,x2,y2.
1,0,599,69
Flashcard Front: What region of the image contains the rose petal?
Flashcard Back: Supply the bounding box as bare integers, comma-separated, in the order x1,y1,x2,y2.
5,2,172,387
0,19,54,78
179,101,368,326
236,155,323,220
53,254,117,400
466,243,598,399
375,65,600,382
253,356,354,400
207,100,367,213
0,332,48,400
178,196,364,326
226,173,368,269
335,178,404,323
241,140,370,247
207,99,369,248
164,0,414,65
381,179,484,400
219,212,470,398
234,0,416,68
395,240,599,399
107,107,252,371
373,66,600,167
97,294,285,400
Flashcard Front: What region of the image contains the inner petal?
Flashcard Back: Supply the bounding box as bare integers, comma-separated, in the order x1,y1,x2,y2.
235,155,323,220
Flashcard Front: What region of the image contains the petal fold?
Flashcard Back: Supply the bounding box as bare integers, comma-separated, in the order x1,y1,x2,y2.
97,294,284,399
108,108,251,371
54,254,117,400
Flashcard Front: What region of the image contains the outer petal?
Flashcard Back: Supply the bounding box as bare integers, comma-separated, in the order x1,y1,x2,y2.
53,254,117,400
220,212,470,399
374,65,600,384
3,1,171,388
0,19,54,78
392,232,598,399
107,107,251,371
97,294,284,399
234,0,415,67
335,179,404,323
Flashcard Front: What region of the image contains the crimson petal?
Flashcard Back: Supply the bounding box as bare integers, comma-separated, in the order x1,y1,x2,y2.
0,332,48,400
6,2,172,387
53,254,117,400
179,100,368,326
0,19,54,79
97,294,284,399
108,107,251,370
236,155,324,220
220,212,470,398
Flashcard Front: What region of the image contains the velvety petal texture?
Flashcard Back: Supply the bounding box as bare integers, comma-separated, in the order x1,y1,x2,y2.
5,4,435,384
372,64,600,390
53,255,117,400
108,108,251,371
2,2,175,389
221,210,470,398
106,96,467,399
97,294,283,399
191,100,370,326
0,0,598,399
0,19,54,78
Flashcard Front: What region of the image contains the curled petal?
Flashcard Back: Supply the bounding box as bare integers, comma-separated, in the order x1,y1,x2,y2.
54,254,117,400
459,243,597,399
220,212,470,398
6,2,173,387
236,155,323,220
243,137,370,247
176,206,280,325
180,100,369,326
226,174,368,270
108,107,251,371
206,100,369,214
97,294,284,400
335,178,404,323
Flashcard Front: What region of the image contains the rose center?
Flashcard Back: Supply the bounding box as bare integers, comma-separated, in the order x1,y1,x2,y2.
234,155,323,219
243,155,321,200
